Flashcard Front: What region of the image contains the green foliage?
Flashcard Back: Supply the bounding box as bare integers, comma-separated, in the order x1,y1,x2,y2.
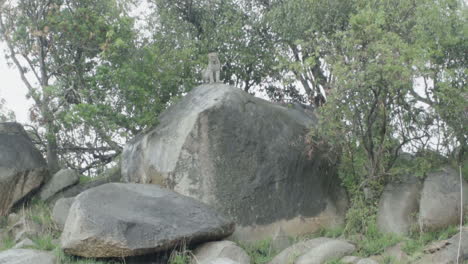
239,239,275,264
169,251,191,264
25,199,56,232
354,226,401,257
0,97,15,122
0,234,15,251
79,175,93,184
31,234,57,251
317,226,345,238
402,225,458,255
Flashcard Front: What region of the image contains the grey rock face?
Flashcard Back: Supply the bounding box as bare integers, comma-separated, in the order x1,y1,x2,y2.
207,258,240,264
414,234,464,264
0,249,56,264
377,175,422,235
122,84,346,240
52,197,75,230
294,239,356,264
268,237,333,264
48,165,121,203
60,183,235,258
340,256,361,263
356,259,379,264
13,238,35,249
0,123,48,216
39,169,79,200
8,215,42,243
270,228,292,253
419,167,468,232
193,240,250,264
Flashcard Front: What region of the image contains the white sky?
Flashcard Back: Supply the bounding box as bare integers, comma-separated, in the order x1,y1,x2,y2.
0,42,32,123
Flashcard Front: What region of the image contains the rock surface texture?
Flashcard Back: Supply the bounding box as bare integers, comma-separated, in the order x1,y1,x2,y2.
193,240,250,264
419,167,468,232
38,169,79,200
0,249,56,264
122,84,347,240
60,183,234,258
52,197,75,230
268,237,355,264
294,239,356,264
377,175,422,235
0,122,48,216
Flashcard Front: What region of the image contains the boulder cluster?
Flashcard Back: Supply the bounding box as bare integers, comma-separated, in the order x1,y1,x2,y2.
0,84,467,264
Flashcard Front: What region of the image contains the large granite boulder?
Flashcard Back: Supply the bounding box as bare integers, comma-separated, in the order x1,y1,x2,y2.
38,169,79,200
0,249,56,264
122,84,347,240
419,167,468,232
377,175,422,235
60,183,234,258
0,122,48,216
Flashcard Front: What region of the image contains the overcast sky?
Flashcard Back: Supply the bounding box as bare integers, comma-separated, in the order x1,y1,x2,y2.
0,42,32,123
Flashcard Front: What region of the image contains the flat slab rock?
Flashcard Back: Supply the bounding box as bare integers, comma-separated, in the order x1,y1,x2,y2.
268,237,355,264
60,183,235,258
0,249,56,264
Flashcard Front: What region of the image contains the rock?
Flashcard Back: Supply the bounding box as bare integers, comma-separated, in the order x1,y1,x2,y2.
419,167,468,232
13,238,35,249
446,227,468,259
414,240,462,264
356,259,379,264
383,242,409,262
294,239,356,264
0,249,56,264
340,256,361,264
0,123,48,217
270,227,291,253
268,237,343,264
60,183,235,258
377,175,422,235
48,165,121,203
208,258,240,264
193,240,250,264
8,215,42,243
38,169,79,201
122,84,347,241
52,197,75,230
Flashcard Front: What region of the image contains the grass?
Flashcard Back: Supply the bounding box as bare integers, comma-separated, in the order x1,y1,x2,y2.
169,250,192,264
402,225,458,255
25,199,56,231
238,239,275,264
317,226,345,238
54,248,123,264
79,175,93,184
31,234,57,251
0,234,15,251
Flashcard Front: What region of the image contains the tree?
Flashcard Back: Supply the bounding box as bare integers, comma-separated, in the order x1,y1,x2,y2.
256,0,356,104
0,0,134,173
310,0,466,233
0,96,15,122
150,0,279,93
